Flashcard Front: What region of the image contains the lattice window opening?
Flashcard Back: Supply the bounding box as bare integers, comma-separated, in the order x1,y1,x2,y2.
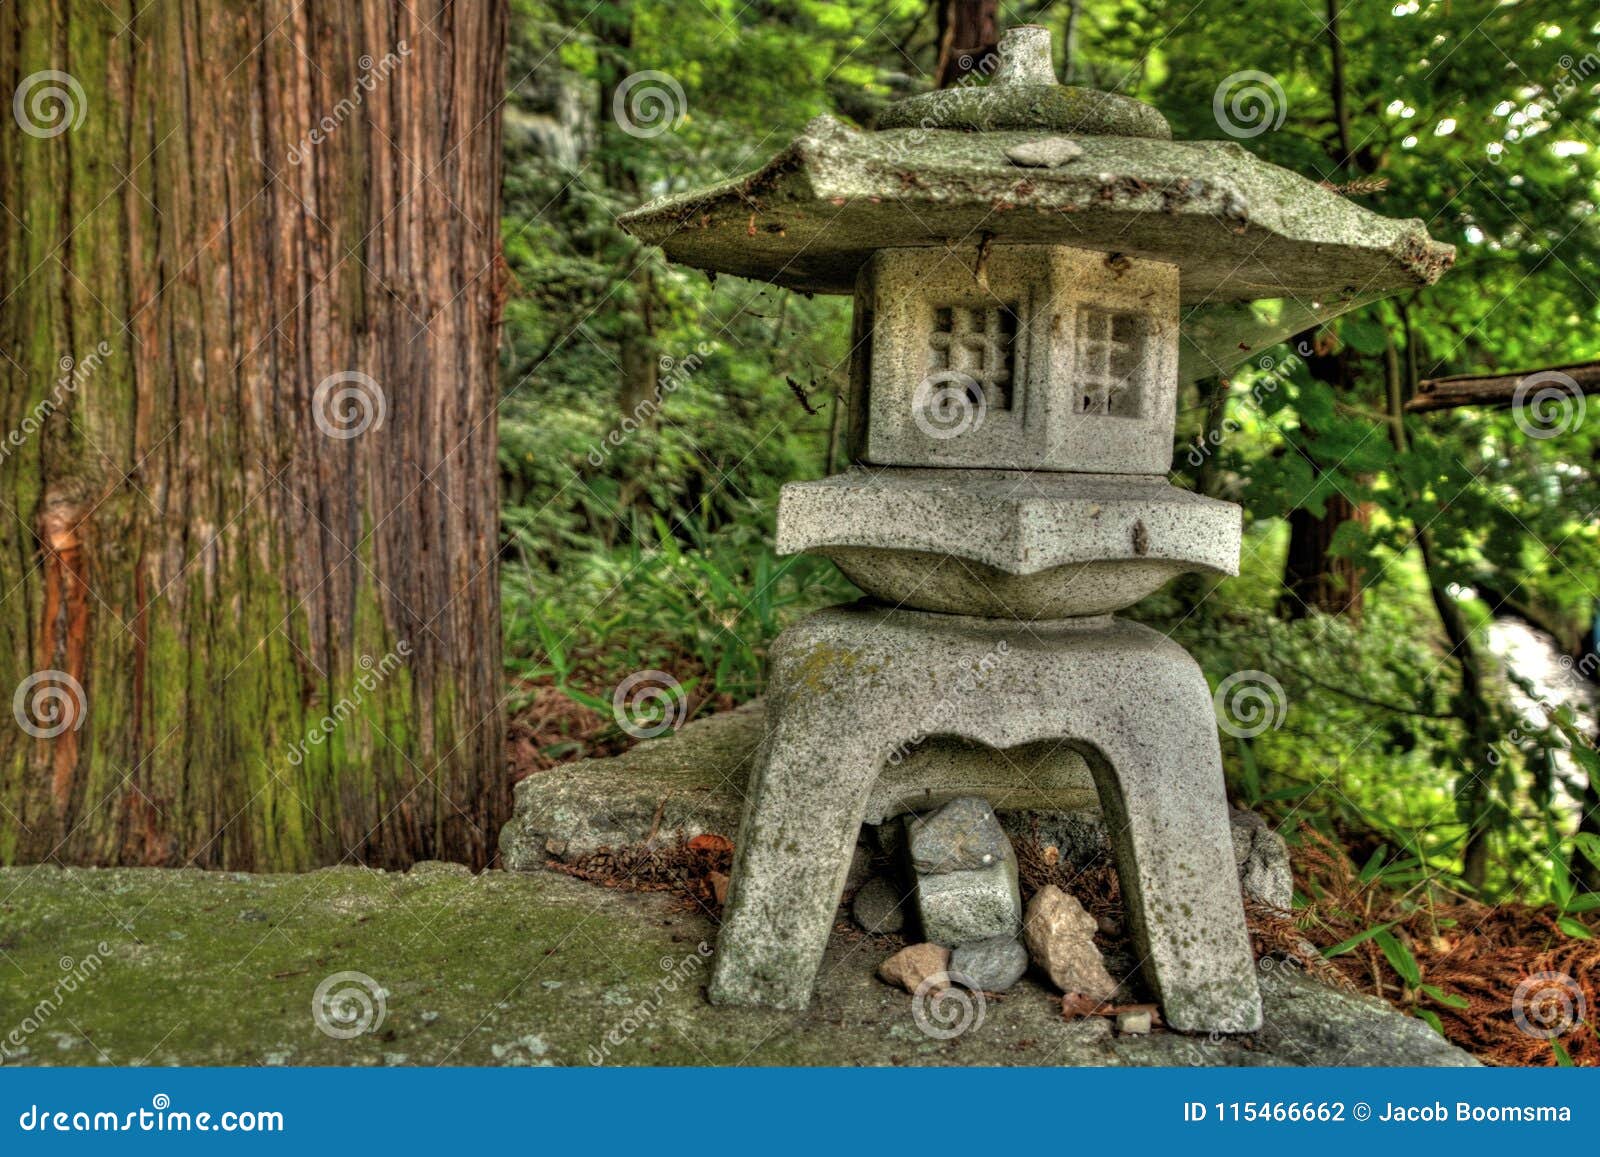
1074,309,1146,417
926,303,1020,411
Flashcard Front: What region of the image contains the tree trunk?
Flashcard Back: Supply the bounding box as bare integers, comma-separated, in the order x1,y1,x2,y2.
1383,333,1499,891
1277,336,1367,620
0,1,507,870
934,0,1000,87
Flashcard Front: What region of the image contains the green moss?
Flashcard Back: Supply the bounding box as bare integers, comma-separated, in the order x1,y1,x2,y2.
0,865,1475,1068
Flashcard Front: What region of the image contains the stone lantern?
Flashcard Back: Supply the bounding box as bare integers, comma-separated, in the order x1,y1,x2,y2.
620,26,1451,1033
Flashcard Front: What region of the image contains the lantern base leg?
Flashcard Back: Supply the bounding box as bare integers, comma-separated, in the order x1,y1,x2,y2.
707,602,1262,1035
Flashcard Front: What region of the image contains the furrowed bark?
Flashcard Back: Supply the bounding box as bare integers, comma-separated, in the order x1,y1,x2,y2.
0,1,507,869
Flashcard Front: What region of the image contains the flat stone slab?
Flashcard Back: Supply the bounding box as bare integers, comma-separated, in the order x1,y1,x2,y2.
500,700,1100,868
0,865,1476,1067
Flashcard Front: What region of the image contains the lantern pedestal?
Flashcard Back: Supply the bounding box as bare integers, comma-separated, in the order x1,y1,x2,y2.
709,604,1263,1034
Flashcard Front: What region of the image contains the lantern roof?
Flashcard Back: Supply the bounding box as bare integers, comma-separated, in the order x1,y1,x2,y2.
618,26,1453,382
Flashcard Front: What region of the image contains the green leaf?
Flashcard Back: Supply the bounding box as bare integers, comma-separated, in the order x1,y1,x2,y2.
1420,984,1469,1010
1575,833,1600,871
1322,921,1399,958
1552,1040,1575,1067
1556,916,1593,940
1358,844,1390,884
1375,928,1423,988
1415,1008,1445,1036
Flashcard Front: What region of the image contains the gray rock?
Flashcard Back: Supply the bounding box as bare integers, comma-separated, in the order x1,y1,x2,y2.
1023,885,1118,1002
867,817,906,861
907,797,1011,874
1230,809,1294,911
950,936,1029,993
852,876,907,935
498,703,761,868
915,852,1022,945
999,808,1110,869
844,843,874,894
1005,136,1084,168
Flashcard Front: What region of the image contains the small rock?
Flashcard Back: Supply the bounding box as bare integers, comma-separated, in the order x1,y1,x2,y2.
1005,136,1084,168
916,854,1022,944
421,1010,440,1024
878,943,950,995
1116,1009,1153,1035
708,870,730,906
1230,809,1293,911
1023,885,1117,1002
852,875,907,934
950,936,1029,993
908,797,1011,874
869,817,907,862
